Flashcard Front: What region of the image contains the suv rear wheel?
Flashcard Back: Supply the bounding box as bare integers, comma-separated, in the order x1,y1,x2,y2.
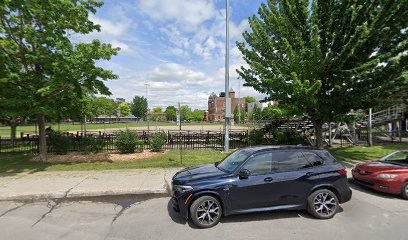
189,195,222,228
401,182,408,200
307,189,339,219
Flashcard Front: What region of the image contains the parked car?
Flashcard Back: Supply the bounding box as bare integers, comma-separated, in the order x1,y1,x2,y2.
352,150,408,199
171,146,352,228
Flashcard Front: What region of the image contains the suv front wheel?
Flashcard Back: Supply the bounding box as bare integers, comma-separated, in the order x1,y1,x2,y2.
189,195,222,228
307,189,339,219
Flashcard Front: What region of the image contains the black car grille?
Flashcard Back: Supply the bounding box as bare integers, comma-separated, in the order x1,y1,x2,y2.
354,178,375,186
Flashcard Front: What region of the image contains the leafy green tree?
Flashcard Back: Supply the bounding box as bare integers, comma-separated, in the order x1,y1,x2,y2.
165,106,177,121
151,107,163,121
180,105,192,121
237,0,407,147
233,106,246,123
191,109,205,121
130,96,148,120
0,0,119,161
245,96,256,104
118,102,131,117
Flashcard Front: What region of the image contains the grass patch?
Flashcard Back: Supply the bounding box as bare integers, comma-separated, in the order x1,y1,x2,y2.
328,144,408,162
0,150,229,174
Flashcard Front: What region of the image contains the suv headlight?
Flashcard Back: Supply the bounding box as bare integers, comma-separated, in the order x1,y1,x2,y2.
174,185,193,193
377,174,397,179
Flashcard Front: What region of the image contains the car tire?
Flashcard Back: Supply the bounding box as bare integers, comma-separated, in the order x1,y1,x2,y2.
189,195,222,228
307,189,339,219
401,182,408,200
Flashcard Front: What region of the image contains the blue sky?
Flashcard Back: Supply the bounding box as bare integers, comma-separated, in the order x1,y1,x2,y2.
79,0,266,110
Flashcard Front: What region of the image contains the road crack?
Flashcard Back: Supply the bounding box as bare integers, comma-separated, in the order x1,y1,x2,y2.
0,203,27,218
31,200,59,227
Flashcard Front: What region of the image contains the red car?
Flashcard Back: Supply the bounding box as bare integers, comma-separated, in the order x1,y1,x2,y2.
352,150,408,199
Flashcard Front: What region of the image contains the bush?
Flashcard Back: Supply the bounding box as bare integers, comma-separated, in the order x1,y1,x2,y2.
47,132,73,155
248,129,265,145
80,136,106,153
150,132,167,152
115,130,142,154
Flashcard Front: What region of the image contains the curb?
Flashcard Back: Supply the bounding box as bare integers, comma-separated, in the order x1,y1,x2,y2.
0,189,169,202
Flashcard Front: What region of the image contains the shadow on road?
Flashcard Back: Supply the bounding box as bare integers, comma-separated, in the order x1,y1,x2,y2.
167,199,344,228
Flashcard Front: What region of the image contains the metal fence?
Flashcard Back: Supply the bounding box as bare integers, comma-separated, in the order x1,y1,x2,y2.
0,130,249,154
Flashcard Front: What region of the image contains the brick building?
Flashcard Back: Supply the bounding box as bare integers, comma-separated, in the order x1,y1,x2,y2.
207,89,245,122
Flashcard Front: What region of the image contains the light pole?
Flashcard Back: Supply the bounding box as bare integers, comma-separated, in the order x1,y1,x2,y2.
224,0,230,152
145,83,150,132
238,77,241,124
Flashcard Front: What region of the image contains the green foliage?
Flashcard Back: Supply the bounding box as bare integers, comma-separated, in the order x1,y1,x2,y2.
150,132,167,152
118,102,131,117
245,96,256,104
234,106,246,123
0,0,119,160
80,136,106,153
130,96,148,119
237,0,408,147
180,105,192,121
191,109,205,121
151,107,163,121
115,130,142,154
47,133,73,155
248,129,265,145
165,106,177,121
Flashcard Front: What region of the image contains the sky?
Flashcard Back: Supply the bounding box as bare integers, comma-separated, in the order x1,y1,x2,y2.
78,0,267,110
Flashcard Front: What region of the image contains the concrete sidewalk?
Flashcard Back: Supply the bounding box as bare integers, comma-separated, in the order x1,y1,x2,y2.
0,168,181,201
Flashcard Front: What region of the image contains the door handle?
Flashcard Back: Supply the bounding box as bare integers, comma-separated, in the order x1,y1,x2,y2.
264,177,273,182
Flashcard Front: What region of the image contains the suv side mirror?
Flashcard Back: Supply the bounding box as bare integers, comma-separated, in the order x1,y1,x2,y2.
238,169,251,179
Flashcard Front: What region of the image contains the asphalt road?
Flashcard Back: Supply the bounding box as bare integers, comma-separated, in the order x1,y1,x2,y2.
0,181,407,240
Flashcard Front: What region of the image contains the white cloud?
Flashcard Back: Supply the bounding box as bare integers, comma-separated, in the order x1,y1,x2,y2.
139,0,216,30
89,15,132,38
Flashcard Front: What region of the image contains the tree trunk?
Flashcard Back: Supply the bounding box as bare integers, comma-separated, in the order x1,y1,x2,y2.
314,121,324,148
37,114,47,162
10,124,17,144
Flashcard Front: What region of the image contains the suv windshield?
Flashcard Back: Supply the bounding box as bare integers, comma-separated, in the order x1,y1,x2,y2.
217,150,250,173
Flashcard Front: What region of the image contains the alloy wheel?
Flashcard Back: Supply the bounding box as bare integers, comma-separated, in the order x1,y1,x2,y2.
196,200,220,226
313,192,337,217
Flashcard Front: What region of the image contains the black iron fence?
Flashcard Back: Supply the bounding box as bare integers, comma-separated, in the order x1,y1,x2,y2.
0,130,249,154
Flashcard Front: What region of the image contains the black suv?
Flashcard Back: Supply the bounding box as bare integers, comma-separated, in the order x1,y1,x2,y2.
171,146,352,228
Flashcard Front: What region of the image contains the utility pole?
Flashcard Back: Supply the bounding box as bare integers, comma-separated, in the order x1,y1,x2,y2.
145,83,150,132
238,77,241,124
368,108,373,146
224,0,230,152
178,102,181,131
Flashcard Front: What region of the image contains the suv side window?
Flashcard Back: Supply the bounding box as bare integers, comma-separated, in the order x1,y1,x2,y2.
242,152,272,176
273,151,299,172
302,152,324,167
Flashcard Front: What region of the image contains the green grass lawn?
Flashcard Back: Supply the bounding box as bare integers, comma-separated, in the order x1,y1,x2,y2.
1,144,407,174
328,144,408,162
0,122,220,137
0,150,229,174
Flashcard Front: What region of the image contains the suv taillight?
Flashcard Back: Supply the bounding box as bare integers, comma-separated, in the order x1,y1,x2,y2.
337,168,347,175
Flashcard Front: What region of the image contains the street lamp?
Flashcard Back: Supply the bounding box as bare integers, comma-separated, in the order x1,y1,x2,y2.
224,0,230,152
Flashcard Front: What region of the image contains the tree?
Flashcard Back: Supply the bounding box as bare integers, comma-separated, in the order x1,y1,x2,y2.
245,96,256,104
118,102,131,117
151,107,163,121
130,96,148,119
234,106,246,123
191,109,205,121
180,105,192,121
237,0,407,147
165,106,177,121
0,0,119,161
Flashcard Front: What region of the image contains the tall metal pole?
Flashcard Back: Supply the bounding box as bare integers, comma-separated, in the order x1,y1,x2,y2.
145,83,150,132
224,0,230,152
368,108,373,146
238,77,241,124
